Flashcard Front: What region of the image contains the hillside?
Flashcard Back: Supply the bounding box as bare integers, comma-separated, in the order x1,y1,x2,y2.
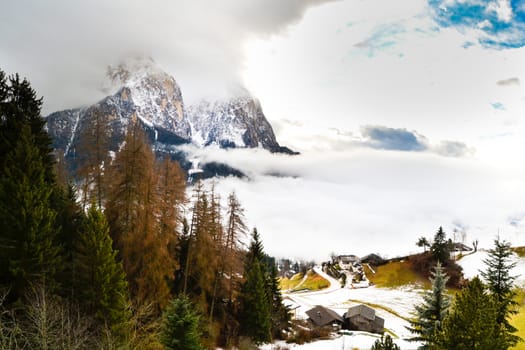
276,250,525,350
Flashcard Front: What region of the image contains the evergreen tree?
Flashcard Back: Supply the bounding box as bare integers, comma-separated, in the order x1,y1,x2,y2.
0,126,62,299
246,228,266,266
371,334,400,350
0,70,66,299
480,237,521,348
430,227,450,263
238,229,271,343
267,264,291,339
55,183,85,299
416,237,430,252
74,205,130,337
161,295,204,350
407,262,450,349
0,71,55,182
437,276,506,350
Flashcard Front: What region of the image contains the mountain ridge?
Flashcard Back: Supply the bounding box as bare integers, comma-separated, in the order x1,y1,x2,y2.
45,57,296,178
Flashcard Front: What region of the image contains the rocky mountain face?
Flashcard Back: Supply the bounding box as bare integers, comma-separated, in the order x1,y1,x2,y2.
186,97,295,153
46,57,295,177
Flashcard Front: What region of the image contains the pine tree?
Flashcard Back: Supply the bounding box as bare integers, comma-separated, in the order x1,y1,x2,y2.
0,126,62,299
74,205,130,337
416,237,430,253
480,237,521,348
437,276,506,350
238,229,271,343
0,71,55,182
371,334,400,350
161,295,204,350
267,264,291,340
430,227,450,263
407,262,450,349
0,70,65,299
246,228,266,266
55,183,85,299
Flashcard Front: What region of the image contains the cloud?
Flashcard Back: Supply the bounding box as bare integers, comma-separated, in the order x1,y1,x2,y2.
428,0,525,49
497,77,520,86
432,140,473,157
361,126,427,151
273,120,473,157
0,0,335,114
180,145,525,260
508,212,525,227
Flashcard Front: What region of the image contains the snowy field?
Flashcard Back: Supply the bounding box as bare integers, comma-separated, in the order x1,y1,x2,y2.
459,250,525,286
263,267,424,350
263,251,525,350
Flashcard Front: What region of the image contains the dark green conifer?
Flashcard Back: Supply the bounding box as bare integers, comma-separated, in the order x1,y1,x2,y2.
238,229,271,343
267,264,291,340
161,294,204,350
438,276,506,350
481,238,521,348
407,262,450,349
0,71,54,182
430,227,450,263
0,126,62,298
74,205,130,336
371,334,400,350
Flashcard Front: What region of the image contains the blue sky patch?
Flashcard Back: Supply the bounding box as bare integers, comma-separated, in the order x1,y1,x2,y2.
428,0,525,49
354,23,406,57
491,102,506,110
362,126,427,151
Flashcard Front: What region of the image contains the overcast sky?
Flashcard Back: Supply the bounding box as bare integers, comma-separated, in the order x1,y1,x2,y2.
3,0,525,260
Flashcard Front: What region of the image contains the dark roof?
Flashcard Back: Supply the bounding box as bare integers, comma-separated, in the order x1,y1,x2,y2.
451,242,473,252
306,306,344,327
338,255,360,263
345,304,376,321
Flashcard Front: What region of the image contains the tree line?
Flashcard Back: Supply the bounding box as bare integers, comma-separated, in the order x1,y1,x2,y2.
407,228,521,350
0,69,290,349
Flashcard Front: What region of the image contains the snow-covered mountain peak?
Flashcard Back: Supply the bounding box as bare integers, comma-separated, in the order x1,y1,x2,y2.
46,57,295,175
105,56,166,88
99,56,189,136
186,94,279,149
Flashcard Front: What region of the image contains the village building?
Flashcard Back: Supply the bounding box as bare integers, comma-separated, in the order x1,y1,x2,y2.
305,305,344,329
343,304,384,334
334,255,360,270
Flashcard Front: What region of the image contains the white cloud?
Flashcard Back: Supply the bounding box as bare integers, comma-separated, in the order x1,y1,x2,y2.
0,0,334,114
187,146,525,261
243,0,525,158
487,0,513,22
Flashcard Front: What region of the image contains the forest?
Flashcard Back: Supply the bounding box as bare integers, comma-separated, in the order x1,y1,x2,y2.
0,70,290,349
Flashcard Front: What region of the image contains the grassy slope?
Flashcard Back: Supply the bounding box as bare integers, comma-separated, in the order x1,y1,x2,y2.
365,260,430,289
279,270,329,291
279,272,304,290
301,270,330,290
512,246,525,258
